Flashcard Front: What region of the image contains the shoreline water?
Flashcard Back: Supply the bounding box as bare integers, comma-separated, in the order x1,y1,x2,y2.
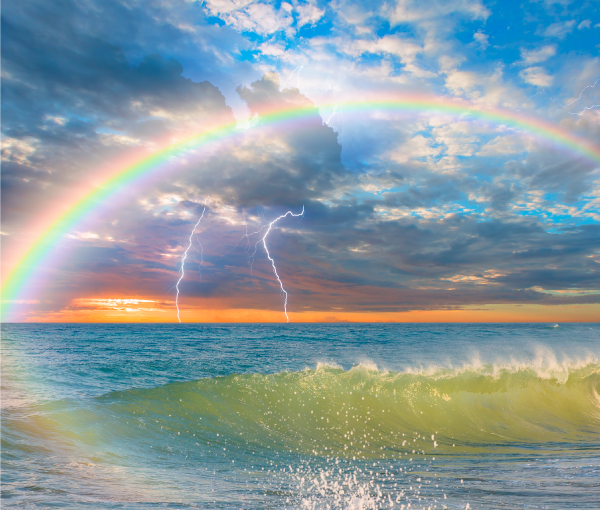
2,323,599,509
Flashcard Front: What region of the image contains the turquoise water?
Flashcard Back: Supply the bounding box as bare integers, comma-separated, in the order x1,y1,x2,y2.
2,323,600,508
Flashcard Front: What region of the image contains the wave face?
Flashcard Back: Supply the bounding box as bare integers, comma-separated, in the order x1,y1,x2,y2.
47,362,597,459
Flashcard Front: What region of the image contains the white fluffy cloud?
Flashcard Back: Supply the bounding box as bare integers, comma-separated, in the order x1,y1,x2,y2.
387,0,490,25
203,0,295,35
478,134,533,157
202,0,324,35
351,35,422,59
519,45,556,65
440,65,521,108
294,0,325,26
519,66,553,87
332,34,437,77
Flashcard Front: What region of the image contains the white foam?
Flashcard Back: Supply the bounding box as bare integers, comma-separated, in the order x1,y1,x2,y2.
315,361,344,371
398,346,599,384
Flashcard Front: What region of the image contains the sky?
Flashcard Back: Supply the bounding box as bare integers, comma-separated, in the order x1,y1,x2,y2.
1,0,599,322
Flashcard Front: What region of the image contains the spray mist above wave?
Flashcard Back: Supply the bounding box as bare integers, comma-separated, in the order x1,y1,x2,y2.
368,344,600,384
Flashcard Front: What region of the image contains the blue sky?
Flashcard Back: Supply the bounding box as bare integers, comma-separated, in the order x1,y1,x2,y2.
1,0,599,321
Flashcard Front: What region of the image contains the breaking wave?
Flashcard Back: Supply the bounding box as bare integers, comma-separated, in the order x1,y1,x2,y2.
60,359,600,458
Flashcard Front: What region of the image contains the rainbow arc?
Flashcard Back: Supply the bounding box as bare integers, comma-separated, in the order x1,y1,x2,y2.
2,95,599,320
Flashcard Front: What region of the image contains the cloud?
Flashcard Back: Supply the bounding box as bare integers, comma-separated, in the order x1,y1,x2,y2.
440,65,520,107
202,0,323,35
353,35,423,62
67,298,170,312
294,0,325,27
478,135,532,157
388,134,443,163
540,19,576,39
387,0,490,25
578,19,591,29
1,0,250,257
339,34,437,76
519,66,553,87
204,1,295,36
519,45,557,65
473,31,489,50
537,0,573,6
184,73,353,206
258,41,288,57
1,137,39,166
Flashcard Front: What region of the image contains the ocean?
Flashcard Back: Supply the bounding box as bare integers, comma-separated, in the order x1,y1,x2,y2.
2,323,599,509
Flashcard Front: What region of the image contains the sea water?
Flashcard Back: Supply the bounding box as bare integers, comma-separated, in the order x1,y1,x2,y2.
2,323,599,509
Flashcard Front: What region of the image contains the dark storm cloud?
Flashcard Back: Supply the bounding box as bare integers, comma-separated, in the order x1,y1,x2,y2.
169,73,354,207
261,211,600,310
1,0,236,231
374,179,464,209
505,149,599,204
301,201,375,226
24,194,600,316
169,152,598,311
1,12,232,139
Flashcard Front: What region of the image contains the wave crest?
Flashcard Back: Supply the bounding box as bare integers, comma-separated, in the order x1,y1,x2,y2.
83,361,600,458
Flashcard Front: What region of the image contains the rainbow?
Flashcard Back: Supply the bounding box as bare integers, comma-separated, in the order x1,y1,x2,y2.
2,95,600,321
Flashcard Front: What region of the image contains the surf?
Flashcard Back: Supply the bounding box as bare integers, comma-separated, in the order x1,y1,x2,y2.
21,361,598,462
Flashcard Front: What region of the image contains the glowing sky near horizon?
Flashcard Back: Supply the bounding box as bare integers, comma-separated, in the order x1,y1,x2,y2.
1,0,599,322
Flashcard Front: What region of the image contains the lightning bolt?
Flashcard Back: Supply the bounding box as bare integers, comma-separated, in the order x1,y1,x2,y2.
242,210,265,276
175,197,209,323
238,113,259,130
220,208,268,276
217,205,304,321
516,79,599,115
281,65,303,90
565,79,599,115
326,104,339,125
260,206,304,323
